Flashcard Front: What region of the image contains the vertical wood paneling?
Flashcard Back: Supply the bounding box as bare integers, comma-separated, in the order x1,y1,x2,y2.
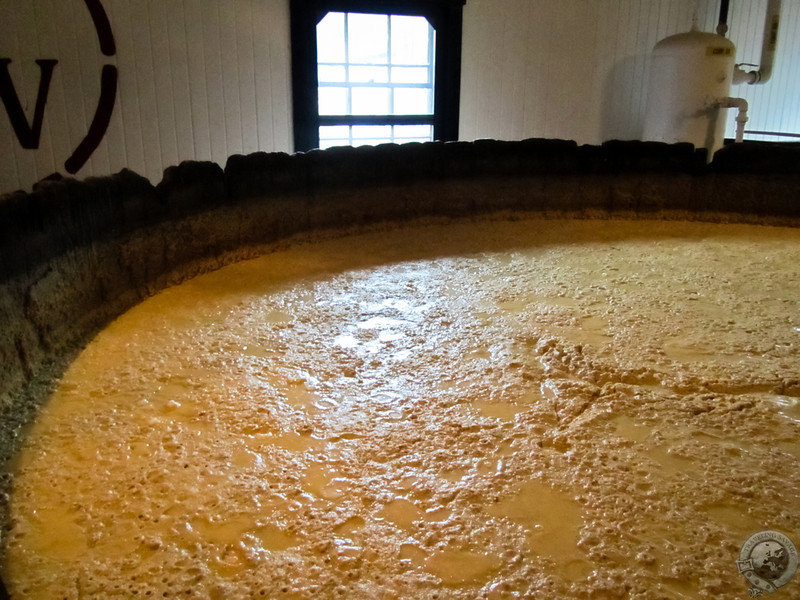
97,0,129,180
267,1,292,151
459,0,502,140
519,10,540,136
236,0,259,156
544,2,600,141
165,0,196,164
183,2,212,161
203,2,228,164
497,0,527,140
149,1,179,172
56,0,90,155
252,5,275,152
133,2,165,179
105,0,145,177
19,0,45,185
778,4,800,133
1,0,294,193
0,7,25,190
220,2,242,160
28,2,56,179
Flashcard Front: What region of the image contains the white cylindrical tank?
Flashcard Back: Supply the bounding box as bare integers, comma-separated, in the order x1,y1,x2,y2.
643,29,736,159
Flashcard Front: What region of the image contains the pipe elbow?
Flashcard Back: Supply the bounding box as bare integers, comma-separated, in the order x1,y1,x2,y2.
733,0,780,86
756,66,773,85
716,97,749,112
716,97,749,143
734,65,758,85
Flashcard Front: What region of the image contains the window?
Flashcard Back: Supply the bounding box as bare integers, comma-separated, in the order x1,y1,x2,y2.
290,0,465,152
316,12,436,148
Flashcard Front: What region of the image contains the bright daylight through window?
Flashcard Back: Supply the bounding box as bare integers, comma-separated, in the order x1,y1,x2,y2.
290,0,464,153
316,12,436,149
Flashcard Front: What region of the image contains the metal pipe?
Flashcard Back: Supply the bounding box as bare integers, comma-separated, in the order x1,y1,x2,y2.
717,0,730,36
733,0,781,85
744,130,800,139
716,97,749,142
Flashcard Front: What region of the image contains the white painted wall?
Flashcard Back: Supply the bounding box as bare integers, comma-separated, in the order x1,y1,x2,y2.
459,0,721,144
0,0,293,193
1,0,798,194
459,0,800,145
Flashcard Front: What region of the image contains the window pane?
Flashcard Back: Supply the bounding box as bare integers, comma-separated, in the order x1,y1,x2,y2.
317,12,345,63
351,124,392,146
349,66,389,84
319,87,348,115
311,10,440,150
319,124,350,149
319,125,349,140
352,87,390,115
320,124,432,148
395,137,430,144
353,125,391,139
348,13,388,65
393,124,433,140
319,138,349,150
393,88,432,115
391,16,432,65
391,67,430,84
318,65,347,83
356,139,392,147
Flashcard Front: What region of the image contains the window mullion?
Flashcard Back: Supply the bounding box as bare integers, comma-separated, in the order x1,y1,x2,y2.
387,15,394,117
319,114,435,126
344,13,352,116
428,22,435,102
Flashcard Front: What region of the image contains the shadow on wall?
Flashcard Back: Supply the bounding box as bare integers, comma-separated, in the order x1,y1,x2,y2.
601,55,650,142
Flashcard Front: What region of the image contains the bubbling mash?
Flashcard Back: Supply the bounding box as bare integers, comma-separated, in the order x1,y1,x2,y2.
3,218,800,599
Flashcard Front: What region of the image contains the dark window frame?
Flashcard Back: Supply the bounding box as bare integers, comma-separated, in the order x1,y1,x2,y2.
290,0,465,152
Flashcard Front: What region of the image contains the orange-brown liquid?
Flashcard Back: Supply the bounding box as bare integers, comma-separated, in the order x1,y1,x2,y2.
4,219,800,599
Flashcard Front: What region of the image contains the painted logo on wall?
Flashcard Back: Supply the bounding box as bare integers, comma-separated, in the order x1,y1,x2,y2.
0,0,117,174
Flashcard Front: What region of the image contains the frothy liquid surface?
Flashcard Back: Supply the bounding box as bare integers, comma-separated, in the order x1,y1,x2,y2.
4,219,800,599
